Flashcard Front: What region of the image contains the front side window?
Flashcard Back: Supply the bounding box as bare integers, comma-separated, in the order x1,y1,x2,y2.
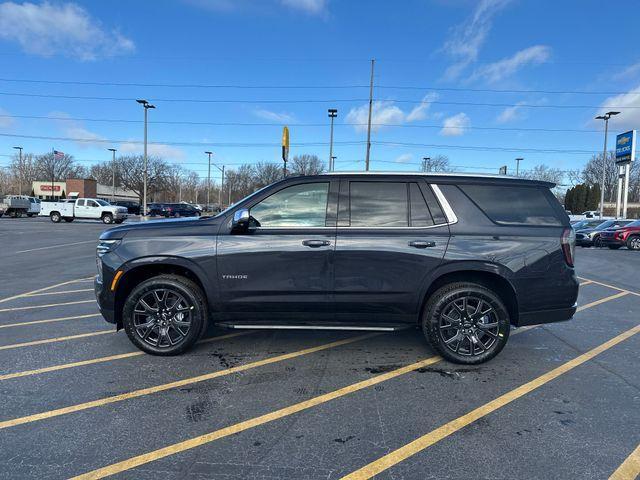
87,200,99,208
250,182,329,227
77,199,85,207
350,182,408,227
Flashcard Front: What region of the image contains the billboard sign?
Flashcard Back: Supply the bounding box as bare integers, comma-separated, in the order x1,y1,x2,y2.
615,130,636,164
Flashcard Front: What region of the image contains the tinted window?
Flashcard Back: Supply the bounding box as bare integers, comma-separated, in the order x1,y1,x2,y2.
250,182,329,227
87,200,99,208
410,183,434,227
350,182,408,227
76,199,85,206
461,185,562,226
422,185,447,224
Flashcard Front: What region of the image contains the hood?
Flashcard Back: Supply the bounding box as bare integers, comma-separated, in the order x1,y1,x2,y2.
99,216,223,240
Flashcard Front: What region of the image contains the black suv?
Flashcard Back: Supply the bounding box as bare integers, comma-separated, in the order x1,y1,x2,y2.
95,173,578,364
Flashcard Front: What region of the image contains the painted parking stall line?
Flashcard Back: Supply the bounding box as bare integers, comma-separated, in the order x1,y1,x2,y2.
0,313,101,329
0,299,95,313
0,277,94,304
24,288,94,297
0,333,377,430
339,323,640,480
610,443,640,480
0,330,113,352
14,240,96,254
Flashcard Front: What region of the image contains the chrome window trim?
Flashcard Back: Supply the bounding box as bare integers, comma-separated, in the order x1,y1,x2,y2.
430,183,458,225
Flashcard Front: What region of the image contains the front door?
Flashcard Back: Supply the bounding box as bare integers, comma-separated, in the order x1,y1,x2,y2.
333,179,450,323
216,180,337,322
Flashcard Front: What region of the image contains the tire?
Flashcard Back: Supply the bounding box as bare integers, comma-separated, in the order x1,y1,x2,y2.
50,212,61,223
626,236,640,251
27,213,34,218
102,213,113,224
122,275,208,355
593,235,603,248
422,282,510,365
114,219,124,224
608,245,622,250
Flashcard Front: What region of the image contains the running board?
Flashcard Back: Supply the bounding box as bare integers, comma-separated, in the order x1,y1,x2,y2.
216,323,409,332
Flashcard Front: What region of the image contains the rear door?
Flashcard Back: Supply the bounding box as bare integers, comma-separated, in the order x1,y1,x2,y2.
333,178,450,323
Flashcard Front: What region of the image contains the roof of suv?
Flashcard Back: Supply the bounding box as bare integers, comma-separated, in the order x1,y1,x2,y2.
317,171,555,187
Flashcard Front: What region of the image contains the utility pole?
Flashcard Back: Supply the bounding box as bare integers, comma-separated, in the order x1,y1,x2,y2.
205,151,213,209
137,99,155,217
422,157,430,172
108,148,117,203
331,156,337,171
328,108,337,171
515,157,524,177
13,146,23,195
210,161,224,210
365,59,375,171
595,111,620,217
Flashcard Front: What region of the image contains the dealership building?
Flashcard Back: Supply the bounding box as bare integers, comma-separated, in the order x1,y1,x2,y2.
32,178,138,202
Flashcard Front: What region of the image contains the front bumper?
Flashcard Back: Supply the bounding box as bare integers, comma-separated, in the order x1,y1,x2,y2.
114,212,128,220
94,275,116,324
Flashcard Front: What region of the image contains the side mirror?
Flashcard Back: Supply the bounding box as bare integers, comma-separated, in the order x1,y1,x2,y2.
231,208,251,232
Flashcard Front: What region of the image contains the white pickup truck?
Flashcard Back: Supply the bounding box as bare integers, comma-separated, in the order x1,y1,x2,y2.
40,198,128,224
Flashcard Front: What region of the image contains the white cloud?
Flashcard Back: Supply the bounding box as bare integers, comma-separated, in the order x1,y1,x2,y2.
441,0,513,79
612,61,640,82
394,153,413,164
50,111,106,148
345,93,438,132
0,107,14,128
470,45,551,84
279,0,327,15
253,108,295,123
596,84,640,131
0,2,134,60
496,101,526,123
119,141,186,161
440,113,470,136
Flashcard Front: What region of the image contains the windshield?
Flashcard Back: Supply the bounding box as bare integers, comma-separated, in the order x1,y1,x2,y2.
626,220,640,227
96,200,110,206
213,183,273,218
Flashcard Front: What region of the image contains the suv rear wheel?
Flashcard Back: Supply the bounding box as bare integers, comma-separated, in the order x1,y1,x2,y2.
422,282,510,364
122,275,207,355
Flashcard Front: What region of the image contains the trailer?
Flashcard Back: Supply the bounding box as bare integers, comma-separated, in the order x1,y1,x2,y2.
0,195,30,218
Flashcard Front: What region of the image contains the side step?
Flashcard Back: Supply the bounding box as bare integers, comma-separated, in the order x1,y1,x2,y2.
215,322,410,332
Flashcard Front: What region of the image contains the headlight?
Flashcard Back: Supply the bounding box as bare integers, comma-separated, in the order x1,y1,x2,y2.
97,239,121,258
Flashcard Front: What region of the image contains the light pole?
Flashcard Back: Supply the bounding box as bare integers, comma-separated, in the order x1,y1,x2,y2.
108,148,117,203
515,157,524,177
331,156,337,171
595,111,620,217
328,108,337,171
137,99,155,216
422,157,430,172
210,161,225,209
13,146,23,195
205,151,213,209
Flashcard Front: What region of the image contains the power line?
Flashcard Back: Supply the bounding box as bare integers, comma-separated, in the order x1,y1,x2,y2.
0,113,605,133
372,141,598,155
0,91,637,109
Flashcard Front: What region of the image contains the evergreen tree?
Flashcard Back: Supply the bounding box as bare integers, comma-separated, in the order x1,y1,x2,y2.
587,184,601,210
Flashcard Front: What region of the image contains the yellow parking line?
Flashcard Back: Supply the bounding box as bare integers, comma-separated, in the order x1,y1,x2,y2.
577,292,629,312
341,323,640,480
0,332,249,382
0,313,101,329
0,277,94,304
0,331,112,352
578,276,640,298
610,443,640,480
0,299,95,313
579,280,593,286
25,289,94,297
0,333,377,431
68,281,632,480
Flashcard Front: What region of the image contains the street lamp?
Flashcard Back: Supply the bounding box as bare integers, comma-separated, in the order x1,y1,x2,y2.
595,111,620,217
210,159,225,210
13,146,23,195
515,157,524,177
108,148,117,203
328,108,337,171
422,157,431,172
205,151,213,209
137,99,155,216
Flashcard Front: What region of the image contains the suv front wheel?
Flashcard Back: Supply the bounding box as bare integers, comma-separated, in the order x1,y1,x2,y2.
422,282,510,364
122,275,208,355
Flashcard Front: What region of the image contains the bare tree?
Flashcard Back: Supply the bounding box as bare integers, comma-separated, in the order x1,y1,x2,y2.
10,153,39,194
253,162,282,188
289,154,326,176
520,164,565,185
421,155,452,172
116,155,171,203
35,152,84,183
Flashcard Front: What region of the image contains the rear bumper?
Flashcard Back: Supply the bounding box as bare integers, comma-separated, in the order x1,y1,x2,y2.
517,304,577,327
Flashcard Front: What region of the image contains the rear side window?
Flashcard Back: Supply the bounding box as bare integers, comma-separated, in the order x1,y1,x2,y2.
409,183,434,227
350,182,407,227
460,184,562,226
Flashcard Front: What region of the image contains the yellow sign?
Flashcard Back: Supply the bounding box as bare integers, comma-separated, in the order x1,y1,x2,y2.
282,126,289,161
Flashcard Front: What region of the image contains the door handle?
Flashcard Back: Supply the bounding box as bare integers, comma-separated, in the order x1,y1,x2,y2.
302,239,331,248
409,240,436,249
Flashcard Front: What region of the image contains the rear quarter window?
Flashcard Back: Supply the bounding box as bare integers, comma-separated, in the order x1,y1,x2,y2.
460,184,562,226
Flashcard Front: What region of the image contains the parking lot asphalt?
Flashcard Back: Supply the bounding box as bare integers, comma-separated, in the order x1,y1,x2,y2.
0,216,638,480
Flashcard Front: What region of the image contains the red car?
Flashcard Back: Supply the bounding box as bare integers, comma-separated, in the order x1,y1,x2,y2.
599,219,640,250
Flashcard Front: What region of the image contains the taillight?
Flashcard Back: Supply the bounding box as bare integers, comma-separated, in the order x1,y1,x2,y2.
561,228,575,267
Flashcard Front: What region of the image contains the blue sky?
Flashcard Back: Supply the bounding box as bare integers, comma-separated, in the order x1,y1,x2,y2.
0,0,639,180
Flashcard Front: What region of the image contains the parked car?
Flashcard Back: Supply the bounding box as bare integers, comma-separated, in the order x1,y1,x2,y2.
571,219,604,231
112,200,141,215
95,173,578,364
147,203,165,217
26,196,41,217
161,203,201,217
575,219,632,247
0,195,30,217
599,219,640,250
41,198,128,224
0,205,4,217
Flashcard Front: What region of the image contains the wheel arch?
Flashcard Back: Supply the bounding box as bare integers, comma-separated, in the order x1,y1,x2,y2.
113,257,210,329
419,263,519,326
